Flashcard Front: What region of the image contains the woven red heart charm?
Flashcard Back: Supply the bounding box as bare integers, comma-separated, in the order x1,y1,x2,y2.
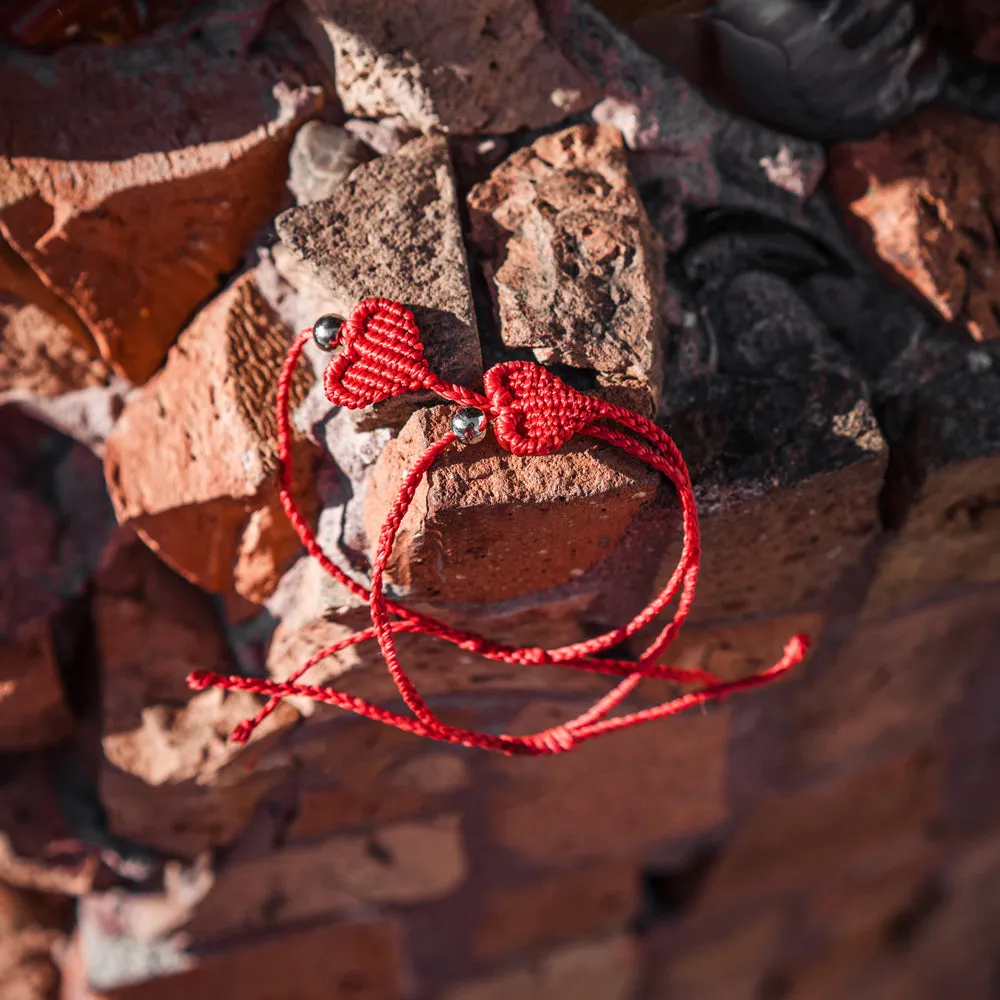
323,299,434,409
484,362,605,455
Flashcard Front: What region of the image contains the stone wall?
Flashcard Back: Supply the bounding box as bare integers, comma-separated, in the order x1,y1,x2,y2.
1,2,998,999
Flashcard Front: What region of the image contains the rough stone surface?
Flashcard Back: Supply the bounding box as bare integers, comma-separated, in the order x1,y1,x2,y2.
443,935,639,1000
866,338,1000,614
468,125,665,411
0,754,98,896
276,134,483,427
0,881,73,1000
488,701,730,864
474,861,639,964
72,916,403,1000
630,610,822,706
287,120,372,205
0,0,323,384
0,405,114,640
792,587,1000,775
650,260,887,622
183,815,466,942
829,109,1000,342
364,405,656,603
284,722,472,839
0,617,73,751
95,534,297,858
699,746,940,907
298,0,595,134
0,296,108,400
657,454,885,624
103,271,318,606
649,908,787,1000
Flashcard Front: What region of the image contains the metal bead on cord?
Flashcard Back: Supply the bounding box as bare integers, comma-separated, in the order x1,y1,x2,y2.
186,298,810,756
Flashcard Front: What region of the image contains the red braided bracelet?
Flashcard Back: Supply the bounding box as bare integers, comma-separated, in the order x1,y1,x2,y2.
187,299,809,756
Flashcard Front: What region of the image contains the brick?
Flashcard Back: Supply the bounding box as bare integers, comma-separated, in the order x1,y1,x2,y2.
865,340,1000,616
442,935,638,1000
867,836,1000,1000
265,553,608,702
297,0,594,134
677,455,883,623
488,701,730,865
182,815,466,943
792,588,1000,773
0,291,107,399
72,917,404,1000
0,2,323,384
94,536,297,857
655,356,886,625
468,124,664,412
633,611,822,696
291,750,470,840
650,908,786,1000
698,747,941,908
103,271,319,605
276,135,483,429
364,405,656,603
0,618,72,751
0,881,73,1000
474,861,639,964
828,108,1000,342
0,406,114,639
0,14,320,382
0,754,97,896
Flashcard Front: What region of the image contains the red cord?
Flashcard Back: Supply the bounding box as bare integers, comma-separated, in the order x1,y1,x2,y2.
187,299,809,755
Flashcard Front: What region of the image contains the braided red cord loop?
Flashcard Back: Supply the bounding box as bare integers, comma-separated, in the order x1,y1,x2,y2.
188,299,810,755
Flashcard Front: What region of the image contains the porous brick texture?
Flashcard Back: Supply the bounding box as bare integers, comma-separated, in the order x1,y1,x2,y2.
2,1,1000,999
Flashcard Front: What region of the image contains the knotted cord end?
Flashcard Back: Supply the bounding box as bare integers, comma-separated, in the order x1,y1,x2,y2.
187,670,219,691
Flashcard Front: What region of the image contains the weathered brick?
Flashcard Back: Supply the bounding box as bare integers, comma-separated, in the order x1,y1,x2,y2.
792,588,1000,774
290,746,471,840
0,2,322,384
474,861,639,964
0,405,113,639
866,836,1000,1000
488,701,730,864
828,109,1000,342
0,290,107,399
442,935,638,1000
0,880,73,1000
276,135,483,429
103,272,318,606
182,815,466,943
698,747,941,908
364,405,656,603
865,339,1000,616
654,347,886,624
0,754,97,896
468,124,664,412
265,554,608,703
649,908,787,1000
95,536,297,857
296,0,595,134
0,618,73,751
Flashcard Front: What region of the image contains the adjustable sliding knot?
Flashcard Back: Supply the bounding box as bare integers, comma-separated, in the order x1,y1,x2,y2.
189,297,810,756
521,726,578,755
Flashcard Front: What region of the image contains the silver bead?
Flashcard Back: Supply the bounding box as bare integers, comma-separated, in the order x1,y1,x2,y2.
312,314,344,351
451,406,488,445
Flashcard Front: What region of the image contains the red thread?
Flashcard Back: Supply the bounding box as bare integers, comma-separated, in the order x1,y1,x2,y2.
188,299,810,755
